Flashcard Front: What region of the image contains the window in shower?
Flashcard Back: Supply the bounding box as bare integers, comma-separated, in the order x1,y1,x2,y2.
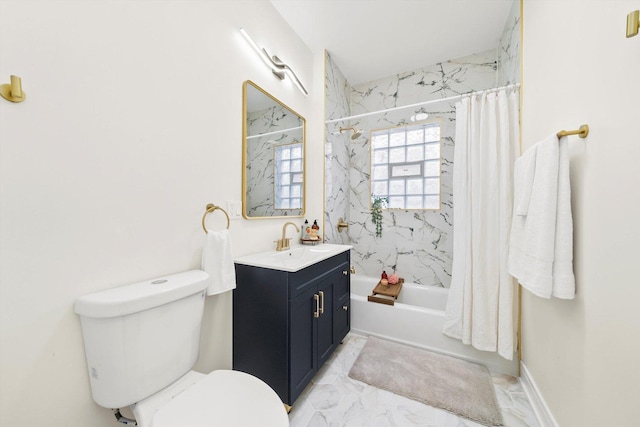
370,121,441,210
274,142,303,210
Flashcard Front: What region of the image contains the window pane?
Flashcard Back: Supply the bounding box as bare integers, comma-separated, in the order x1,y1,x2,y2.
425,126,440,142
407,145,424,162
423,160,439,177
291,184,301,198
424,178,439,194
389,132,405,147
281,161,290,172
424,195,440,209
407,178,423,194
425,142,440,159
389,180,405,195
291,146,302,158
406,129,423,145
373,149,388,165
280,186,290,198
290,199,301,209
280,199,290,209
389,147,405,163
281,174,291,185
407,196,423,209
391,163,421,177
280,147,291,160
372,165,388,180
372,181,388,195
389,196,405,209
292,173,303,183
291,159,302,172
372,133,389,148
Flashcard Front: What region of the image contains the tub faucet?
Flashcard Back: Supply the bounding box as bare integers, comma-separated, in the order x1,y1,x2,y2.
276,222,300,251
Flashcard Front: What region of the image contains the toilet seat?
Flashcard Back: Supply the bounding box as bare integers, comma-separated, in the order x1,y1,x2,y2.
150,370,289,427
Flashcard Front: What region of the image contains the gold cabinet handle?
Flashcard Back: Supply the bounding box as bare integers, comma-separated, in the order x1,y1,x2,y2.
350,266,356,275
319,291,324,315
342,305,348,311
342,270,348,276
313,294,320,318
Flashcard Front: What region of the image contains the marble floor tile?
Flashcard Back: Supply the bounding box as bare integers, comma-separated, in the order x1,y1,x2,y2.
288,334,540,427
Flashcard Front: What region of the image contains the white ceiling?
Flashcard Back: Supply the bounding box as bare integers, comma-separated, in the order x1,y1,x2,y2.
270,0,514,85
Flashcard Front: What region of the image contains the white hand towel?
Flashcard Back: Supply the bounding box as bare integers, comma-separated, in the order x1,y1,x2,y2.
201,229,236,296
551,136,575,298
508,133,575,299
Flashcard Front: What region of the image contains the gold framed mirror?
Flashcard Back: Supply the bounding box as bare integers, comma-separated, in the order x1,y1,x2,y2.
242,80,306,219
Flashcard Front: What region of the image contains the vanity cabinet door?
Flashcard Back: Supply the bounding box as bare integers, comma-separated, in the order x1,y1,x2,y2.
316,273,335,367
289,285,318,401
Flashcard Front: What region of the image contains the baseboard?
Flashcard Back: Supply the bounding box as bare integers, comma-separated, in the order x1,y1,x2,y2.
520,361,559,427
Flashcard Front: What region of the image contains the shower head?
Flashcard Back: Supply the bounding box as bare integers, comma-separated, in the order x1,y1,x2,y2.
339,126,362,140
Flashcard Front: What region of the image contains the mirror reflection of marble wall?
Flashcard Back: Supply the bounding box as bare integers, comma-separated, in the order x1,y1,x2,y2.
243,81,305,218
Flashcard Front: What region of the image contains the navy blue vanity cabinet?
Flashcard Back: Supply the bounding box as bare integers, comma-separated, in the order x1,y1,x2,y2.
233,251,350,406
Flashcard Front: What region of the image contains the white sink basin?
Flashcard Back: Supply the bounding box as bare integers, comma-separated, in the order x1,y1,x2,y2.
234,244,352,272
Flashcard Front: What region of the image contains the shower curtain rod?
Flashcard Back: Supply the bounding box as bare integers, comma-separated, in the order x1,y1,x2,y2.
325,83,521,125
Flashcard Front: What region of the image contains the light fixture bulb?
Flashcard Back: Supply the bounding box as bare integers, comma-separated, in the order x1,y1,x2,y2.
239,27,308,95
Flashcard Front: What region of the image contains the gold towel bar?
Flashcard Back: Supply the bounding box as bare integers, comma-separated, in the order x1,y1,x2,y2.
202,203,230,233
557,124,589,139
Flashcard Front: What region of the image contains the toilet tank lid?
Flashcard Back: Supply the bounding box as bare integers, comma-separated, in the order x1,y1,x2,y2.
74,270,209,319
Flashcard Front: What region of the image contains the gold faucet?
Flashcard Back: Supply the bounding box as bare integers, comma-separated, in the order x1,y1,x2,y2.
276,222,300,251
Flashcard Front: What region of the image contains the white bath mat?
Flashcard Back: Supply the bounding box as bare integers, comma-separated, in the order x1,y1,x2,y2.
348,336,504,426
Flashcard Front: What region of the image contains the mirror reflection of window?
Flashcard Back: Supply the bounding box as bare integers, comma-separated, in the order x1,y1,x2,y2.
274,142,303,210
371,121,441,210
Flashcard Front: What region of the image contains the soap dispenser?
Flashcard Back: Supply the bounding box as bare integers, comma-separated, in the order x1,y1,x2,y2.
302,219,309,240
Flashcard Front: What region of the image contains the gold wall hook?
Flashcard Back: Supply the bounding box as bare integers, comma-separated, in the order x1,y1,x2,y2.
0,75,26,103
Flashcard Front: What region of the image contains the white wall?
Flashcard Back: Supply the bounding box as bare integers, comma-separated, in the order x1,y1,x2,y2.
0,1,320,426
521,1,640,425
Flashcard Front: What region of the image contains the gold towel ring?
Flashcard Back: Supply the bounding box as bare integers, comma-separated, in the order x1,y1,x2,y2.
202,203,230,233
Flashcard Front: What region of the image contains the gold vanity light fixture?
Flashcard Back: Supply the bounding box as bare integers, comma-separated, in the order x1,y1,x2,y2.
240,27,308,95
627,10,639,38
0,75,26,103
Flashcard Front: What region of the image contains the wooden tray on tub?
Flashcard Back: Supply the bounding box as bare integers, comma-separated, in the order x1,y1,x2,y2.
367,278,404,306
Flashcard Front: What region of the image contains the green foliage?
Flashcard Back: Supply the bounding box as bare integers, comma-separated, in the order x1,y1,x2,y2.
371,196,387,238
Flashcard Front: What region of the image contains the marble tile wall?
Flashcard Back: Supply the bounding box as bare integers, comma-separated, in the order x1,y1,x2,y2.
324,52,352,244
497,0,521,86
325,1,520,286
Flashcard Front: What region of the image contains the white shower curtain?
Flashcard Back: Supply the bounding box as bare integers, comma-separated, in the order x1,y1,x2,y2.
443,89,520,360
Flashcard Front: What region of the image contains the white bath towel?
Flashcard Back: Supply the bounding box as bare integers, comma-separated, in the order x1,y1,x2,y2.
201,229,236,296
508,134,575,299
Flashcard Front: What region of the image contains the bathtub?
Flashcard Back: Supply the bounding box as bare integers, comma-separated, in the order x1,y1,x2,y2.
350,275,518,375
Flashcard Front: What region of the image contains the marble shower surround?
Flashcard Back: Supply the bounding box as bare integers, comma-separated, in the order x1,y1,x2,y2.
324,9,520,286
325,50,497,287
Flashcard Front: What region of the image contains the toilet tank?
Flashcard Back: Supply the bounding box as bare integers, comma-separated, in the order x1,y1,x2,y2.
74,270,209,409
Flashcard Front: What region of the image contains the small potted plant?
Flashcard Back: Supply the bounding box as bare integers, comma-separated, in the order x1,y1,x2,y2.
371,195,387,238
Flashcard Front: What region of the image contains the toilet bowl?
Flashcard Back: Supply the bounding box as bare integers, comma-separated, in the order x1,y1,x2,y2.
74,270,288,427
132,370,288,427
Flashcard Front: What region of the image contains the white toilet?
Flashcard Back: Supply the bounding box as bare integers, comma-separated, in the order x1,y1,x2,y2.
74,270,289,427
